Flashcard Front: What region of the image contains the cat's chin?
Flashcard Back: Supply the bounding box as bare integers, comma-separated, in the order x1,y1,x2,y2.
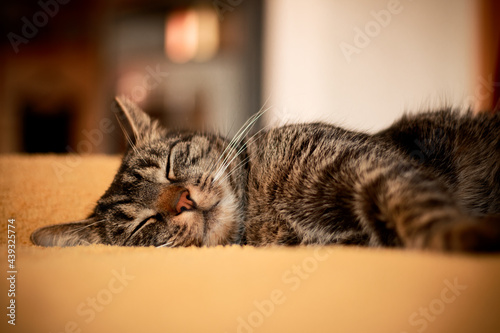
202,215,242,247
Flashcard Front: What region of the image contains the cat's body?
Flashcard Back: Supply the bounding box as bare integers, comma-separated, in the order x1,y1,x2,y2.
31,98,500,252
245,112,500,250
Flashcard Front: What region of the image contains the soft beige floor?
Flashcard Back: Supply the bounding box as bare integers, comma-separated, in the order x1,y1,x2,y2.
1,155,500,333
0,154,121,245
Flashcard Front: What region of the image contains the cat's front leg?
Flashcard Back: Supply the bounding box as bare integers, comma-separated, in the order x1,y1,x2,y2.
355,161,500,252
423,216,500,252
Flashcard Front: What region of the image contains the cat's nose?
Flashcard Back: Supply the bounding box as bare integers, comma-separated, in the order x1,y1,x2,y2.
176,190,195,213
157,186,196,215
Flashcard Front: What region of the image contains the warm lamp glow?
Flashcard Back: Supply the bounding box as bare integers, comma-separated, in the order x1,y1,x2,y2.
194,7,219,62
117,71,148,103
165,7,219,63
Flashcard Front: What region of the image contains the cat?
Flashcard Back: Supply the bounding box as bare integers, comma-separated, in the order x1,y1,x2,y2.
30,97,500,252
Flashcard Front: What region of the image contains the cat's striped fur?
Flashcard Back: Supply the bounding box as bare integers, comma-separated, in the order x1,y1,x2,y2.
31,97,500,251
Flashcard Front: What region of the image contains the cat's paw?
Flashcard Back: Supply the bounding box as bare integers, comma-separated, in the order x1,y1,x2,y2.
426,216,500,253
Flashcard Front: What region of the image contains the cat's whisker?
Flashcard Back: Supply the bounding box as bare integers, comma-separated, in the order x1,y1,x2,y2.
166,235,182,248
68,219,106,235
207,117,237,175
209,104,270,176
216,156,250,185
208,124,246,176
156,240,174,248
212,107,270,182
213,123,270,184
214,125,269,185
209,113,260,180
212,142,248,183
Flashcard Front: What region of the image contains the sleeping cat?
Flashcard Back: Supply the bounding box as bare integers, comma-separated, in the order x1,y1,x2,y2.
31,97,500,252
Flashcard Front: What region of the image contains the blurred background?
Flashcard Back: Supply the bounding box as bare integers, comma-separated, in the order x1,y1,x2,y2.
0,0,498,154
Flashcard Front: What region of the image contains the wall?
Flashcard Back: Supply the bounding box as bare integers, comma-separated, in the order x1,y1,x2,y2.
263,0,483,132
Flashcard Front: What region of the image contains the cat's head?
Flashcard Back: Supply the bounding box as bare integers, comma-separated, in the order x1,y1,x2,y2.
31,97,249,247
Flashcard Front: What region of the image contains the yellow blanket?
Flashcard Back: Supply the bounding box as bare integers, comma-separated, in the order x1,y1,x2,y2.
1,155,499,333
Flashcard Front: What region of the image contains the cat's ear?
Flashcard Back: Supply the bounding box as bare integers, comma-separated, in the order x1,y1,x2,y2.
113,96,163,145
30,218,104,247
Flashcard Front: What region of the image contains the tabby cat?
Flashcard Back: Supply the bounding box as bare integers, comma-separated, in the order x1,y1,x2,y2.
31,97,500,252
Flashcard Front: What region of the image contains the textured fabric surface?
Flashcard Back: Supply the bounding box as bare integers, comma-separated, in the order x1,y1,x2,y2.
1,155,500,333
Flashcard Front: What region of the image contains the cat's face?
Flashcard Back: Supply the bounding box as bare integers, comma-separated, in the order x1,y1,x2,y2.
31,97,248,247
